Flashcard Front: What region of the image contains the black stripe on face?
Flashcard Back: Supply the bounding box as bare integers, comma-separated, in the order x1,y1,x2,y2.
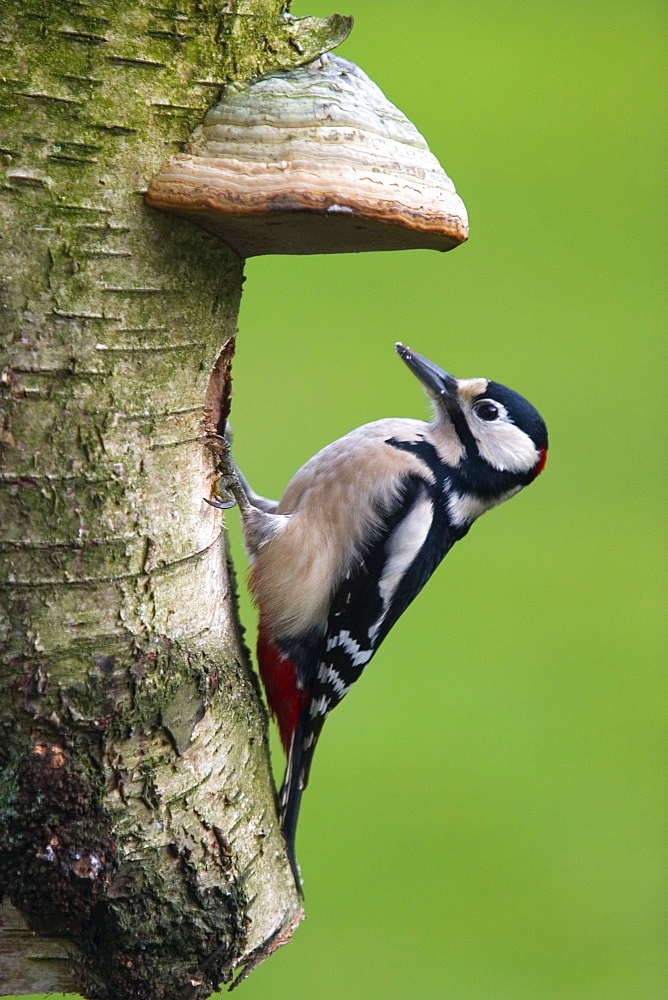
448,406,480,458
386,428,538,503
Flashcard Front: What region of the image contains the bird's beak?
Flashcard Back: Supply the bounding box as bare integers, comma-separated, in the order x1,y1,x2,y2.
395,343,459,407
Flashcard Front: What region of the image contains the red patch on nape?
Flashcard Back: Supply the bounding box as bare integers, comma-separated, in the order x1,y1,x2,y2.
534,447,548,477
257,622,307,755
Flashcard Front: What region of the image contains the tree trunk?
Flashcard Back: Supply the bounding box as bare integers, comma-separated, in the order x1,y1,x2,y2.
0,1,345,995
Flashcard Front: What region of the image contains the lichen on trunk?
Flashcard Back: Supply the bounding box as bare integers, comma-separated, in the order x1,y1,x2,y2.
0,0,352,995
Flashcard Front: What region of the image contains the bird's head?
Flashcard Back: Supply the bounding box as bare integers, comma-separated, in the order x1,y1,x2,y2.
395,343,548,487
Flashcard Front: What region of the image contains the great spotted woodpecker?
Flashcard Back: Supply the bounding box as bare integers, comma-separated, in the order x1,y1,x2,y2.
212,344,547,890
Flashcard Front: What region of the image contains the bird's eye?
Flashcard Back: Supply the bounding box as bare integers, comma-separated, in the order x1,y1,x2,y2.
475,400,500,421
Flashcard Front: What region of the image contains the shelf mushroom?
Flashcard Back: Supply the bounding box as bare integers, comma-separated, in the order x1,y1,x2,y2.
146,54,468,257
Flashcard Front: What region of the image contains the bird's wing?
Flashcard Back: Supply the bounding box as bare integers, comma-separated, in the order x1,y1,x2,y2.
280,472,456,855
307,472,456,754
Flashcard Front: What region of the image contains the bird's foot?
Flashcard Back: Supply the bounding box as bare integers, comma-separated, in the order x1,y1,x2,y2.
205,475,238,510
205,433,249,511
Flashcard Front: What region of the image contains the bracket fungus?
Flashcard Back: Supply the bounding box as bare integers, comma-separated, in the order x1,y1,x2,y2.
146,54,468,257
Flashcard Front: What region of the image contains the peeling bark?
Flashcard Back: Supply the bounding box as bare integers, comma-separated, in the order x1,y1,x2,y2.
0,1,336,996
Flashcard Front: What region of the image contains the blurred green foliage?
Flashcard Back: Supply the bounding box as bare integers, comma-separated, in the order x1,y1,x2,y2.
10,2,665,999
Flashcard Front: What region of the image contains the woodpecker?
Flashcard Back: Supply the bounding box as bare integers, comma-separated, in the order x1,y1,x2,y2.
212,344,547,891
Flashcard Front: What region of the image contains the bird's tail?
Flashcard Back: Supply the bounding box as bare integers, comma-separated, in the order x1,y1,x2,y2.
279,712,307,894
279,709,324,896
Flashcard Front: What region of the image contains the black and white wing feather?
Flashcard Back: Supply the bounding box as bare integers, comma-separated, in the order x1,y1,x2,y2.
280,472,456,855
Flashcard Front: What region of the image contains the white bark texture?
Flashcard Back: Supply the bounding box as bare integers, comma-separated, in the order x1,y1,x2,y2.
0,1,354,995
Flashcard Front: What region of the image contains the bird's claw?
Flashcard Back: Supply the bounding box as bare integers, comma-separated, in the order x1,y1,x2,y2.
204,495,237,510
204,430,243,509
206,473,239,510
204,426,254,515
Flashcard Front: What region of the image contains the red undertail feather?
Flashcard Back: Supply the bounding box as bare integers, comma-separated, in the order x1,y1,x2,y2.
535,447,548,477
257,622,306,755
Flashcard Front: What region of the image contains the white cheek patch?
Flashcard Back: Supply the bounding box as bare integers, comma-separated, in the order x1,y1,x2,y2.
470,419,539,473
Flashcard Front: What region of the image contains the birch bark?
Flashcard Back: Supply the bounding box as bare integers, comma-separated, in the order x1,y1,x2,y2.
0,1,347,995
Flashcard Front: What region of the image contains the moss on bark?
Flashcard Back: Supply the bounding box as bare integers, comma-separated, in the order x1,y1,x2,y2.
0,0,351,994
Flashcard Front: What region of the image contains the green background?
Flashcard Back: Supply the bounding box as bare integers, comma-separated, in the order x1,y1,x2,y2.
9,1,665,999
